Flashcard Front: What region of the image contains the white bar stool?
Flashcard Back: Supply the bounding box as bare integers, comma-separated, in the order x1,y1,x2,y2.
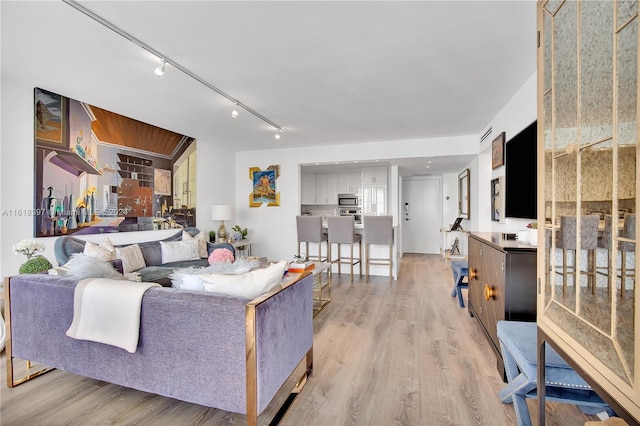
363,215,394,282
327,216,362,282
296,215,327,261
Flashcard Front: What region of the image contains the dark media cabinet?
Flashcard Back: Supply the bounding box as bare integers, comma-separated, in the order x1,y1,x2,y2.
467,232,537,379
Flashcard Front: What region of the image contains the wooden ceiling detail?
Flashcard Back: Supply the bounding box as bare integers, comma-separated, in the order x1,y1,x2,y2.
90,105,186,157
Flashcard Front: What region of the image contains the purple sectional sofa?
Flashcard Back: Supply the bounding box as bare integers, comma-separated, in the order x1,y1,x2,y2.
5,268,313,425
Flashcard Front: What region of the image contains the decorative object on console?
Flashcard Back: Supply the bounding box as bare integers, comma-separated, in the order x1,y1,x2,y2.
211,204,233,242
492,131,505,169
249,165,280,207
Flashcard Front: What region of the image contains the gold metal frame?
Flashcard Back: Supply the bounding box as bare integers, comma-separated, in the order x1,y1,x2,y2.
245,271,313,425
4,277,54,388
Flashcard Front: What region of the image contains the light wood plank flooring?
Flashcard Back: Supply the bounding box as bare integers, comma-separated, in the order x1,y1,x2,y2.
1,254,597,425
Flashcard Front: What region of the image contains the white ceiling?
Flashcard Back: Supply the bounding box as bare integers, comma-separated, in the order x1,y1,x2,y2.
2,0,536,175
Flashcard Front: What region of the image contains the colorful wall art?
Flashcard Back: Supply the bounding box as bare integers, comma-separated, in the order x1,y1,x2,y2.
34,87,196,237
249,165,280,207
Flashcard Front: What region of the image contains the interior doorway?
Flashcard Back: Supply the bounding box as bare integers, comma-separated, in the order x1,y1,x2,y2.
402,177,441,254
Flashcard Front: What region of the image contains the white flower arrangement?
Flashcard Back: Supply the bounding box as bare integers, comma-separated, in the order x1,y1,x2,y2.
12,239,45,259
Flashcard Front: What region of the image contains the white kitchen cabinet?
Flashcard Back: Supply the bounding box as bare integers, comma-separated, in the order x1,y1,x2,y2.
315,174,339,204
362,184,387,215
361,166,388,185
338,172,361,194
301,174,316,205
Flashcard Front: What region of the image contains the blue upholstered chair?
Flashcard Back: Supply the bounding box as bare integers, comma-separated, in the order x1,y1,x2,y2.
450,260,469,308
497,321,610,426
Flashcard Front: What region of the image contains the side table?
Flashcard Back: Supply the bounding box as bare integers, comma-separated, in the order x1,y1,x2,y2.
311,262,331,317
229,239,251,258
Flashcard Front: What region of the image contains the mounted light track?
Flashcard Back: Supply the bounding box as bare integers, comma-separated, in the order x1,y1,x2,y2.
62,0,287,136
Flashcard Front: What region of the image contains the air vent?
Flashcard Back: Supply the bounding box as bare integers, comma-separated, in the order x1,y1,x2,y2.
480,127,493,144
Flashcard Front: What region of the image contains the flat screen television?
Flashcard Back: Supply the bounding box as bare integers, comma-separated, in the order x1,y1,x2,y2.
505,120,537,219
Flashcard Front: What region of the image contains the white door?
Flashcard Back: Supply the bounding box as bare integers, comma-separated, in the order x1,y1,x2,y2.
403,178,441,254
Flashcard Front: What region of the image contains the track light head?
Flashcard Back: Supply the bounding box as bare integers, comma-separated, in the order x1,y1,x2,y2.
154,59,166,76
231,104,238,118
275,128,283,140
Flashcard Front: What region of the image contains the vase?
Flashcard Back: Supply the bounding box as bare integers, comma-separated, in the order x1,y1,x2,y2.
68,209,77,229
529,228,538,246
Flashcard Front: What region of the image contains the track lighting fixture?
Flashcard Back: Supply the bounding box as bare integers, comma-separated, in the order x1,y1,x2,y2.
154,59,166,77
63,0,287,139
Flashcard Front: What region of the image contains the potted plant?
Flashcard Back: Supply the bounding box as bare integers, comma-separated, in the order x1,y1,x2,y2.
12,239,52,274
209,230,216,243
232,225,248,241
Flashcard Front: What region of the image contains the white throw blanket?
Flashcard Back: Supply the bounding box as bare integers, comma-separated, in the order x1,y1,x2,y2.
66,278,160,353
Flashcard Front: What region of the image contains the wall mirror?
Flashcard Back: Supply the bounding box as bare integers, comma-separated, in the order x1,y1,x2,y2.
458,168,470,219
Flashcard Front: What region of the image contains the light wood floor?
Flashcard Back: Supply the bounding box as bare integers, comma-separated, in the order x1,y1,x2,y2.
1,254,597,425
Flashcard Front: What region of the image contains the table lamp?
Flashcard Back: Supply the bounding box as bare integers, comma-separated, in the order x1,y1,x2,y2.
211,204,233,242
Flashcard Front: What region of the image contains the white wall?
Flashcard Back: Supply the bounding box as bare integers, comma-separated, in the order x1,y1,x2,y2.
235,135,478,262
442,172,460,229
464,71,537,233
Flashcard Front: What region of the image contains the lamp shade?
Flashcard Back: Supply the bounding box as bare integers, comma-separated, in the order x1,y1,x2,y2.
211,204,233,221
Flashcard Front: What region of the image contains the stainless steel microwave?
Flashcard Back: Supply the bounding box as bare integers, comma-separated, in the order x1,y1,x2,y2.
338,194,360,206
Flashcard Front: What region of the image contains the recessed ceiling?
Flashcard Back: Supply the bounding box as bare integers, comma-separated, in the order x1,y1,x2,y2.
2,1,536,162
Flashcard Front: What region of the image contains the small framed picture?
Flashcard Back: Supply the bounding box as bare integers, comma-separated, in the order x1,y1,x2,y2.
492,132,505,169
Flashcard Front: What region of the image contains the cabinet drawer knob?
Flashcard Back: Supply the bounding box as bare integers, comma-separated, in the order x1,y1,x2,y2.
484,284,495,301
469,268,478,280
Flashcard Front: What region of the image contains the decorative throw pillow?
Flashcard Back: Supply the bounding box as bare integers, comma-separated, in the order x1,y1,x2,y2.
182,231,208,258
115,244,146,273
199,260,287,299
83,237,116,261
169,259,260,290
63,253,123,280
160,240,200,264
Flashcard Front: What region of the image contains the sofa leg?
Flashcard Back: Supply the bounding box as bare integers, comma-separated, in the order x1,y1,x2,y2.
4,277,55,388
